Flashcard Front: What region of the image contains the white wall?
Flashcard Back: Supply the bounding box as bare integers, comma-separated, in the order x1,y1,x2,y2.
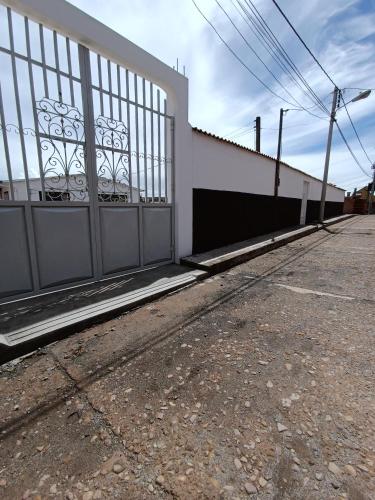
278,164,344,202
10,177,140,201
192,130,344,203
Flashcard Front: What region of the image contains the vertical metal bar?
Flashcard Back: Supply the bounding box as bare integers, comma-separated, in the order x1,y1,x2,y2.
134,74,141,202
79,44,101,279
66,38,75,107
107,59,113,119
164,98,168,203
125,69,133,203
24,202,41,293
142,78,147,203
97,54,104,115
0,83,14,200
25,17,45,201
150,82,155,202
7,7,31,201
170,117,176,261
157,89,161,202
39,24,49,98
117,65,122,121
138,205,144,267
53,30,62,101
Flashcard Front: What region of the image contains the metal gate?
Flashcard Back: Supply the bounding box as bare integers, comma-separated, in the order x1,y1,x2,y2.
0,5,175,303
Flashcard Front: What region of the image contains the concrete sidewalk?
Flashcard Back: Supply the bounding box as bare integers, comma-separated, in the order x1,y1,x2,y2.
0,215,374,499
182,215,353,273
0,265,206,356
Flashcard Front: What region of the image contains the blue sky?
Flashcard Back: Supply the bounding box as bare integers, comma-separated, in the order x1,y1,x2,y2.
13,0,375,191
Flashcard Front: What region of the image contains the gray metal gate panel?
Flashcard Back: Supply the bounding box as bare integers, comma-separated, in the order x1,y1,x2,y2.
0,205,33,298
100,206,140,275
143,206,172,265
32,205,93,288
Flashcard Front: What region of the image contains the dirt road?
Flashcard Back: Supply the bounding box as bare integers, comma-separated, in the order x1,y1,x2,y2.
1,215,374,499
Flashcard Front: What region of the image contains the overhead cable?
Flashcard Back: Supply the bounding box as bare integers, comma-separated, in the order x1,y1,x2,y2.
271,0,337,88
243,0,330,115
191,0,308,108
341,97,374,166
335,122,372,178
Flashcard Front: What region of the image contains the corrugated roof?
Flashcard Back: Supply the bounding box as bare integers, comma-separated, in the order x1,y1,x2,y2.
192,127,345,191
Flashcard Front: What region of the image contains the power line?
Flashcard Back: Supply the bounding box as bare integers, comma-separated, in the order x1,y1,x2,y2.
240,0,326,112
215,0,304,109
223,125,250,138
190,0,307,108
218,0,329,120
230,0,319,109
192,0,372,183
335,121,372,178
267,1,373,180
230,128,253,139
262,123,316,130
341,96,374,166
270,0,337,89
243,0,330,115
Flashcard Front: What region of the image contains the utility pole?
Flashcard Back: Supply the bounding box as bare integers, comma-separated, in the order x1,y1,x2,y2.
368,164,375,214
255,116,261,152
319,87,339,222
274,108,285,197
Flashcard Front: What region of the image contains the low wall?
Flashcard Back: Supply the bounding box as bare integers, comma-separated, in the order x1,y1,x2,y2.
192,129,345,253
193,188,343,253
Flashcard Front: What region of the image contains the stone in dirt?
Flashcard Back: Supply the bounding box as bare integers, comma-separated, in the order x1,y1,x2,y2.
258,477,267,487
328,462,341,475
234,458,242,470
277,423,288,432
100,453,127,475
344,464,356,477
282,398,291,408
113,463,124,474
244,482,257,494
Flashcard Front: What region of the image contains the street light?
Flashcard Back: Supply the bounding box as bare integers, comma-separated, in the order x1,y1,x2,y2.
350,89,371,103
319,88,372,222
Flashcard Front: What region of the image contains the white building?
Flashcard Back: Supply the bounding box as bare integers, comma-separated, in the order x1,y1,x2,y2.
0,174,140,202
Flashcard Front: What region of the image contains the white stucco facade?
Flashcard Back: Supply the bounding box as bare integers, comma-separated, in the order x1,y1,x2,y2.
192,129,344,204
1,176,140,202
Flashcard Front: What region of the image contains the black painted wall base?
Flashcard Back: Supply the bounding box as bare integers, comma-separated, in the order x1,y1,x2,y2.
193,188,344,254
306,199,344,223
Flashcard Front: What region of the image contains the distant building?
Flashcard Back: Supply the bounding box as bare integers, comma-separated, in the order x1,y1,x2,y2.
344,183,374,214
356,184,375,202
0,174,141,202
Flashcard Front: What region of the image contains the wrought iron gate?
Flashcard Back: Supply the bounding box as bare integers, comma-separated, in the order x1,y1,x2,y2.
0,5,175,303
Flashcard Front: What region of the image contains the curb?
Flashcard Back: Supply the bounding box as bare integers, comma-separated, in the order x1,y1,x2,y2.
181,215,355,274
0,269,207,350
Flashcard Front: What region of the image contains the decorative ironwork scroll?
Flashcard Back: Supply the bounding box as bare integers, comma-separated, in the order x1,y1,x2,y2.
36,98,87,201
95,115,130,201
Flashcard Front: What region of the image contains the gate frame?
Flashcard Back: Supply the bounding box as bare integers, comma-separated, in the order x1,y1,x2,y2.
3,0,193,261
